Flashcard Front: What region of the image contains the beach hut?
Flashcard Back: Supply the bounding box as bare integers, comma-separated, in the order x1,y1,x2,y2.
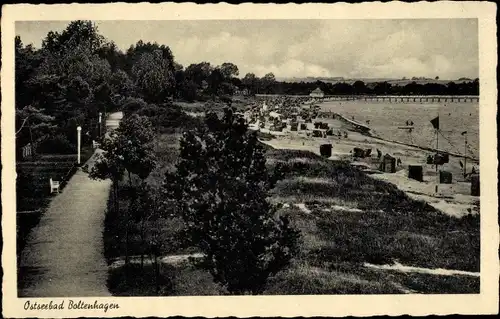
433,153,450,165
313,129,327,138
351,148,371,158
426,155,434,164
408,165,423,182
439,170,453,184
471,174,480,196
320,122,329,130
320,144,333,158
352,147,365,158
380,154,397,173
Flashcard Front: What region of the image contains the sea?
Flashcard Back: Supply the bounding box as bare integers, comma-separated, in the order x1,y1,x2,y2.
320,100,479,159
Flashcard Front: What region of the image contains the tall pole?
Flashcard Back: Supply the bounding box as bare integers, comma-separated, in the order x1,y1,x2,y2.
77,126,82,165
98,112,102,138
435,127,439,194
464,134,467,177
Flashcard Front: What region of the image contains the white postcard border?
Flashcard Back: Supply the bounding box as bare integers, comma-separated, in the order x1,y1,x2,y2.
2,2,498,317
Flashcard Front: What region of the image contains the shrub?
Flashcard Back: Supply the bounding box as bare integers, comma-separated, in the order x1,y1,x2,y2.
219,95,232,104
136,103,203,132
122,97,148,116
37,134,75,154
163,108,301,295
16,172,38,208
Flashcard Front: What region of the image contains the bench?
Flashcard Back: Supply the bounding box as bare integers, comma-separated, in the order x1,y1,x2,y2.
50,178,60,194
92,140,101,149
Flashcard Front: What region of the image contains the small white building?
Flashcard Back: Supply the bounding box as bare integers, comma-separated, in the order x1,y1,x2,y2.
310,88,325,98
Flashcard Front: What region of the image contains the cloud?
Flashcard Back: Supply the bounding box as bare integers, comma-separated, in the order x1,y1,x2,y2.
250,59,331,78
16,19,479,79
174,31,250,67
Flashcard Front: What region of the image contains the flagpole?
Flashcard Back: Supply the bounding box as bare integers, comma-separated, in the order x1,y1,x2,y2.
464,133,467,177
435,126,438,193
430,114,440,194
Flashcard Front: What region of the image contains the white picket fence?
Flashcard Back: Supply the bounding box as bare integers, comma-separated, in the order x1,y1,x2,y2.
21,143,33,159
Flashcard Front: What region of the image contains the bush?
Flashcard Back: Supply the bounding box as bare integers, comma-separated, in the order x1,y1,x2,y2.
136,104,162,118
219,95,232,104
136,104,203,132
16,172,38,208
37,134,76,154
164,108,301,295
122,97,148,116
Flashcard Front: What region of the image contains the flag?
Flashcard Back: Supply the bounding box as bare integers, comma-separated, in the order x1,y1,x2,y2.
461,131,468,135
430,116,439,130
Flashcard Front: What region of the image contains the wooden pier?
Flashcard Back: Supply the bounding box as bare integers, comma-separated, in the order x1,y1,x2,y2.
255,94,479,103
323,95,480,103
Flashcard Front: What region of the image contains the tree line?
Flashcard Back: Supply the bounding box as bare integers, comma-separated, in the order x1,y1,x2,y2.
252,78,479,96
14,21,215,154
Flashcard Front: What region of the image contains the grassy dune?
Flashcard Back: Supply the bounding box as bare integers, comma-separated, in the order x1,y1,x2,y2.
267,149,479,271
107,134,480,295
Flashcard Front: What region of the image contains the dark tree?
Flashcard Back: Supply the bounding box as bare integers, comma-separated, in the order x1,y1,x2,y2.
131,49,175,103
163,108,300,295
352,80,367,94
185,62,214,87
89,114,155,270
207,68,224,98
242,73,258,95
125,40,176,76
220,62,239,80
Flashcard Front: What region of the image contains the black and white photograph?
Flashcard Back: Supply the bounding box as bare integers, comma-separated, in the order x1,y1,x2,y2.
1,2,498,318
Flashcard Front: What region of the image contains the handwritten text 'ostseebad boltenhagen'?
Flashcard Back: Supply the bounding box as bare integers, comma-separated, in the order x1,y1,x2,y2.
24,300,119,312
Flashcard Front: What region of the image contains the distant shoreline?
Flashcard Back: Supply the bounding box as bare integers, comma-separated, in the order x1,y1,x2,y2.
255,94,480,99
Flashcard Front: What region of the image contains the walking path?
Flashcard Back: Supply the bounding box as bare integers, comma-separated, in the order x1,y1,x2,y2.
18,112,123,297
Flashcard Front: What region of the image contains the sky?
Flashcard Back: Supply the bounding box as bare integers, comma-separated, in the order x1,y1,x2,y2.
16,19,479,80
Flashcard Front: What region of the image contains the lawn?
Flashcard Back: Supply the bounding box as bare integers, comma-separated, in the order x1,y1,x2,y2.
266,148,479,272
105,134,480,295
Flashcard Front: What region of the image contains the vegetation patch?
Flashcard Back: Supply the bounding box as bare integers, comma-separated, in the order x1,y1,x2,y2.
102,125,479,295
